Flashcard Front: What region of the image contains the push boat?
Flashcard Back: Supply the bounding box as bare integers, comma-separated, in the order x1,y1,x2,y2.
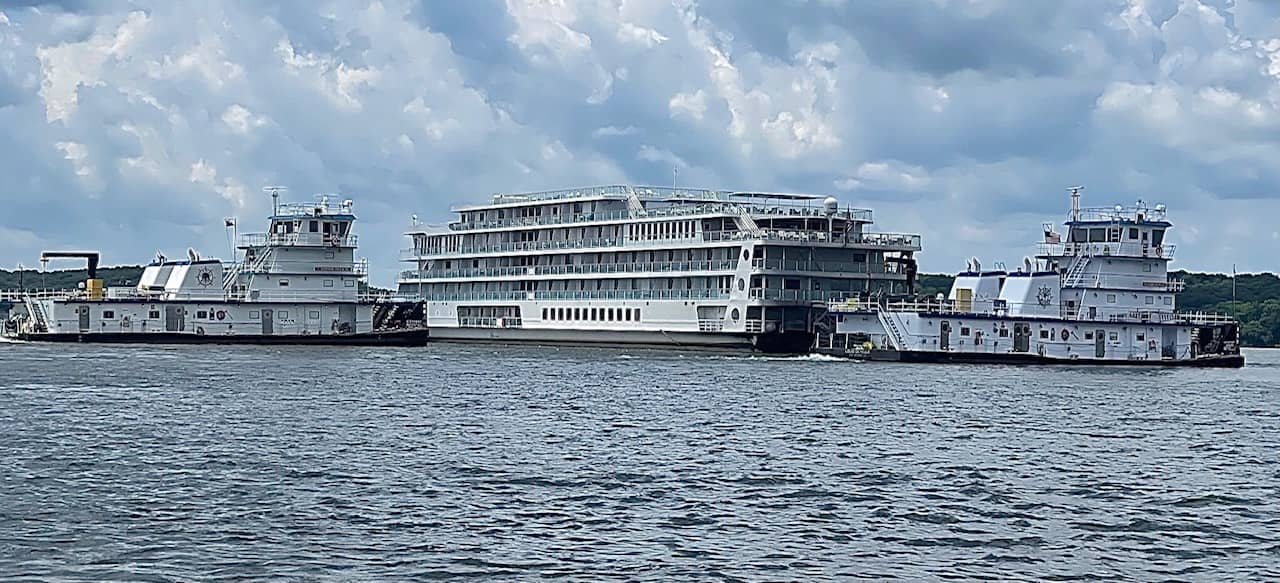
2,194,428,345
815,188,1244,367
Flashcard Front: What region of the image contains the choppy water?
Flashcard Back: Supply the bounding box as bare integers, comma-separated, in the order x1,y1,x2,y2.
1,343,1278,581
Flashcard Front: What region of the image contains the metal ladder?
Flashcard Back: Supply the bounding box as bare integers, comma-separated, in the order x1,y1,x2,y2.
23,294,49,333
876,309,907,350
623,185,647,217
1062,252,1093,287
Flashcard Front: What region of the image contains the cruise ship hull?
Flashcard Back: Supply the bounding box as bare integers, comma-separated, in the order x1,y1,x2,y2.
426,327,813,353
12,329,431,346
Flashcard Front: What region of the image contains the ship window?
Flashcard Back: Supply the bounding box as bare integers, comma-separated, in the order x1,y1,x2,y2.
278,311,289,319
1040,329,1050,339
324,280,334,288
149,310,161,319
345,280,355,287
325,251,335,259
1143,263,1152,272
1107,294,1116,303
249,310,259,319
542,308,547,320
102,310,115,319
1136,333,1145,342
635,309,641,322
1109,332,1118,341
1129,228,1139,240
309,311,320,319
279,279,290,287
197,310,208,319
1084,332,1093,340
1089,228,1106,242
1145,296,1154,305
1164,297,1172,305
573,308,581,320
960,326,970,336
999,328,1009,338
1152,229,1165,246
309,221,318,233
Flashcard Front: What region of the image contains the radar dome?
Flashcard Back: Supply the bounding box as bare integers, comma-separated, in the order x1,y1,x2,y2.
823,196,839,214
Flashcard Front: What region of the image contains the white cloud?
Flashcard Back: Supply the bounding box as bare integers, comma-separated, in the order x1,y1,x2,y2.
617,21,668,48
221,104,266,134
668,89,707,120
835,161,931,193
37,11,150,123
593,125,639,137
637,144,687,169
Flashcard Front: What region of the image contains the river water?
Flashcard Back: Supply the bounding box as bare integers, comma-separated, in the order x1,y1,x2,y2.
1,342,1277,581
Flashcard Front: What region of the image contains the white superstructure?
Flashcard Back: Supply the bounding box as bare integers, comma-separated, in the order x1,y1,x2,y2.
821,188,1243,366
399,185,921,351
5,195,427,344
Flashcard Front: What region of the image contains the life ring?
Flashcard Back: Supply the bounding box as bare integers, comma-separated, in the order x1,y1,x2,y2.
1060,329,1070,341
216,310,226,321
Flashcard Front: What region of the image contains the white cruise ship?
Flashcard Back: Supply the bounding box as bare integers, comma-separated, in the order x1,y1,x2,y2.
818,188,1243,367
398,185,921,351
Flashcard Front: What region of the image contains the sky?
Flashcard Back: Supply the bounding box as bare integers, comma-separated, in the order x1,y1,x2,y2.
1,0,1279,285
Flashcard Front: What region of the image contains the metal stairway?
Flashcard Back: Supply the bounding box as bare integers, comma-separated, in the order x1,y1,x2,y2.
877,309,907,350
623,186,647,217
1062,252,1094,288
23,294,49,333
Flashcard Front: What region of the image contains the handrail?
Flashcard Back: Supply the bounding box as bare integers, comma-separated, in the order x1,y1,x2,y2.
404,230,921,259
1038,242,1175,259
239,233,358,248
845,297,1237,325
401,259,739,281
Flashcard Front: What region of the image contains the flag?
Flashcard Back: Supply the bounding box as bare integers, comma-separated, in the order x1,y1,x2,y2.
224,218,236,228
1045,231,1061,244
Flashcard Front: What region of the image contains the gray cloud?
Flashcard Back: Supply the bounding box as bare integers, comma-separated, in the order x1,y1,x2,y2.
0,0,1276,282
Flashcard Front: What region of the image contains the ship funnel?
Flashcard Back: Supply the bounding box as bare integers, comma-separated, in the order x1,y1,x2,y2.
971,257,981,272
187,247,199,262
1024,256,1033,273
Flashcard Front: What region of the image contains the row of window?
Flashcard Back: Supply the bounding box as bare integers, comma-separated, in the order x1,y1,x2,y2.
276,279,353,288
541,306,642,322
1104,293,1171,305
954,324,1136,343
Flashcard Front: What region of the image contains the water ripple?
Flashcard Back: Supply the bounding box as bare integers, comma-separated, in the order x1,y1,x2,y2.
0,344,1277,581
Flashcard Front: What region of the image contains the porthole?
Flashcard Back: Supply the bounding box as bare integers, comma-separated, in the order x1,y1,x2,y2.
731,308,740,321
742,248,751,260
737,278,746,291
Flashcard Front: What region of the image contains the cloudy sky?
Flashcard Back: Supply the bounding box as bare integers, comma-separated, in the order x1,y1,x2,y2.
1,0,1278,283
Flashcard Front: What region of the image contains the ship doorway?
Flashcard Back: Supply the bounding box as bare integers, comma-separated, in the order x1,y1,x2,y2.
165,306,185,332
261,309,274,335
1161,327,1175,358
1012,323,1031,352
1095,329,1106,358
939,320,951,351
78,306,90,332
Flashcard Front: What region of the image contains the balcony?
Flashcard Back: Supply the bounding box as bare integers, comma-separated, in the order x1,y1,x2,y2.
403,229,921,259
239,233,358,248
439,202,875,233
1037,242,1175,259
400,259,739,281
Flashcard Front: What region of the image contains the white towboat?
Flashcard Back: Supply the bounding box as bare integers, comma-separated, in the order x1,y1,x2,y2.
817,188,1243,367
3,193,428,345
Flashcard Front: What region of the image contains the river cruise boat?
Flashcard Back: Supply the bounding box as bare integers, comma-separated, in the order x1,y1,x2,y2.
4,194,427,344
817,188,1243,367
398,185,921,351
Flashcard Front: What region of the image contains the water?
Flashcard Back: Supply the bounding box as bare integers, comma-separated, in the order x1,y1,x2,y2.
1,343,1277,581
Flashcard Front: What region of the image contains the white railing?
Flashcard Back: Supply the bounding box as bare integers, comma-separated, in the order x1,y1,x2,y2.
416,289,731,302
0,289,76,301
698,319,724,332
239,233,358,248
401,259,739,281
1038,242,1175,259
857,297,1235,326
404,229,921,259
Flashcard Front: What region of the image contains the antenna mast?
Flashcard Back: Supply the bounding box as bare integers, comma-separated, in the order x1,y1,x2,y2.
264,186,286,217
1067,186,1083,222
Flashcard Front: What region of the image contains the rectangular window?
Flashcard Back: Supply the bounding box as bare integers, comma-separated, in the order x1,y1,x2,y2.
279,279,290,287
344,280,355,287
102,310,115,319
1109,332,1118,341
324,279,335,287
1084,332,1094,340
1129,228,1139,239
1136,333,1145,342
960,326,970,336
279,310,289,319
999,328,1009,338
542,308,548,320
309,220,319,232
149,310,160,319
325,251,335,259
1039,329,1050,339
1145,296,1154,305
1107,294,1116,303
197,310,208,319
249,310,260,319
1164,297,1172,305
635,309,641,322
309,310,320,319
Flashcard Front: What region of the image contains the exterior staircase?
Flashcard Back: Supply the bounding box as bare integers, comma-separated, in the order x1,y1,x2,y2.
23,294,49,333
877,309,907,350
1062,252,1094,288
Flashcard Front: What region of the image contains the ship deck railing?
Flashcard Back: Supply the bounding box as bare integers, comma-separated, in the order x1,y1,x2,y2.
399,258,910,281
0,289,77,301
1037,242,1176,259
238,233,358,248
439,203,874,233
839,298,1238,326
402,230,921,259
